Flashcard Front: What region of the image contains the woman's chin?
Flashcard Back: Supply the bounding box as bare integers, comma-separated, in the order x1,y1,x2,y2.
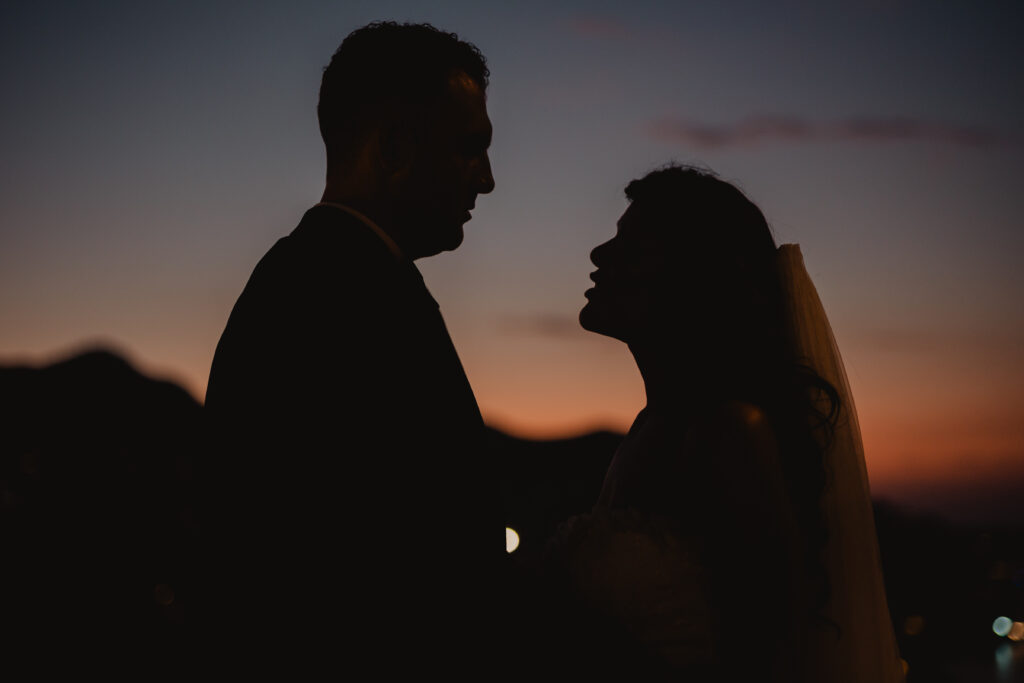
579,302,625,341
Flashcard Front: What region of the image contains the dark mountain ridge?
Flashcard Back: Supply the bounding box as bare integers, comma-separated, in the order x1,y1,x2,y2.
2,348,1022,680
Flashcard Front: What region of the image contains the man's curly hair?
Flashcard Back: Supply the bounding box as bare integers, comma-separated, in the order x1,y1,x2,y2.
318,21,489,165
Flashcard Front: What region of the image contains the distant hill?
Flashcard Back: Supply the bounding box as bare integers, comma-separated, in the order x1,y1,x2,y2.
0,349,203,657
0,348,619,641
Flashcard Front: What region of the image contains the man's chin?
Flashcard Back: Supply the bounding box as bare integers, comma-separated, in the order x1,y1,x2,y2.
448,226,465,250
438,225,465,253
412,225,464,259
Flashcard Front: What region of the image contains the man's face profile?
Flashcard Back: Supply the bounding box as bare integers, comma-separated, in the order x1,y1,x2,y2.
398,70,494,258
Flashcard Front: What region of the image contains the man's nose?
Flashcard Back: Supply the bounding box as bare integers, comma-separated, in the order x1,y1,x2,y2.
477,153,495,194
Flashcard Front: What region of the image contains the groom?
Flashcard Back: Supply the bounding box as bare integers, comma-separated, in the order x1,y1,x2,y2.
204,22,500,673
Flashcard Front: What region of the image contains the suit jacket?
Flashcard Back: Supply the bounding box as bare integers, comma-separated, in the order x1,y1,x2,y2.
203,204,502,673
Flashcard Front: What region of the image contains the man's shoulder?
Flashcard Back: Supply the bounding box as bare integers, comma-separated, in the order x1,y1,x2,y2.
290,204,396,263
207,207,405,398
244,206,400,294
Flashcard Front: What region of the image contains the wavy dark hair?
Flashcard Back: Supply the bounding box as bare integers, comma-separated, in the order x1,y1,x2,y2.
318,21,489,167
624,164,841,633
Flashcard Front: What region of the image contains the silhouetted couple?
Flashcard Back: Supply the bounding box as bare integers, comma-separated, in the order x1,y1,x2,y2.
205,22,904,682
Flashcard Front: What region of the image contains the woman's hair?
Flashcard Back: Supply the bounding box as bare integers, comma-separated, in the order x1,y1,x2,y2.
625,163,841,626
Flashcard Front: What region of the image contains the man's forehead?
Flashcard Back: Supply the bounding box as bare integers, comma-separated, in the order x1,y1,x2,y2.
448,69,484,97
441,71,491,138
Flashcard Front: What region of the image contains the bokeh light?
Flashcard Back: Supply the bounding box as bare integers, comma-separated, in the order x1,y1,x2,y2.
1009,622,1024,642
994,616,1013,637
903,615,925,636
505,527,520,554
996,644,1014,674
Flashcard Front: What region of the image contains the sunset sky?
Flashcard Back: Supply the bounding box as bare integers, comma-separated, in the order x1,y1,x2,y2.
2,1,1022,519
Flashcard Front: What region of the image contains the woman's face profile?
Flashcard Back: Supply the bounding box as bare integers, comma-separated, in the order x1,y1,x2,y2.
579,202,675,342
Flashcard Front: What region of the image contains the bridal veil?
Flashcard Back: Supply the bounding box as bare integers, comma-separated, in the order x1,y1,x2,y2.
776,244,904,683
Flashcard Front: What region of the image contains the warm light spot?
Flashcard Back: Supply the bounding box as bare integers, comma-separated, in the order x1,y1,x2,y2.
993,616,1013,637
990,561,1011,581
505,527,520,553
900,658,909,676
1009,622,1024,642
154,583,175,606
903,615,925,636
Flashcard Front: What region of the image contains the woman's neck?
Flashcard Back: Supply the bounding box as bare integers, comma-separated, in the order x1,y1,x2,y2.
630,341,705,410
629,338,752,412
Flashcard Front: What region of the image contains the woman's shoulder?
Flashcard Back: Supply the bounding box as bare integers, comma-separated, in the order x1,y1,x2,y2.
684,400,790,529
687,399,780,468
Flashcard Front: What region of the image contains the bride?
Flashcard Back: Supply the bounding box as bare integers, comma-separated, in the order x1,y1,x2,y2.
551,165,904,681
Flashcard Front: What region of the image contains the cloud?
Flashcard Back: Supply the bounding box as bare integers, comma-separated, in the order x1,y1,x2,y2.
497,314,584,339
854,327,1024,354
649,115,1007,149
856,327,948,354
567,16,632,40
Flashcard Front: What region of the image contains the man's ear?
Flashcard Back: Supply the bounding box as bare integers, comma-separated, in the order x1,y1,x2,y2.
377,122,417,188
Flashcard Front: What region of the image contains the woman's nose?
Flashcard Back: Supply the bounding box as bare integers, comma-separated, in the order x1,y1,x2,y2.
590,239,612,267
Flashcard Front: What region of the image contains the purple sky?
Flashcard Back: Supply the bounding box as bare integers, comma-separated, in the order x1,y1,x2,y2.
2,0,1022,520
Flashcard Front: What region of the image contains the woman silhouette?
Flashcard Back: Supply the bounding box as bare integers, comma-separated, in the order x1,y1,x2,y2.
558,165,903,681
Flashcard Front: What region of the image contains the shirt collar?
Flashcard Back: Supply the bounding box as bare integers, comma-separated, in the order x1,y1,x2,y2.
314,201,407,262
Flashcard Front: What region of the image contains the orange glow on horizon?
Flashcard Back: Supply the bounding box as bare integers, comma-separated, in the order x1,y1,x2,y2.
7,332,1022,503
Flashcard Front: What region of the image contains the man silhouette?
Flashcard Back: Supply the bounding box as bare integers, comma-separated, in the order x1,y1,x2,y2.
204,22,499,674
